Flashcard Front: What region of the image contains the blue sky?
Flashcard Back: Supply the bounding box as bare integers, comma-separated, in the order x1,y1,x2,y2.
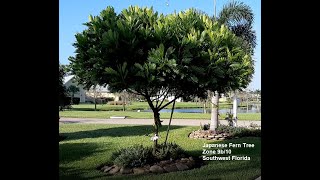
59,0,261,90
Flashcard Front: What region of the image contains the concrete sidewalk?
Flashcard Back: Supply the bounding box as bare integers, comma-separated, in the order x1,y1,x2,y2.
60,117,261,127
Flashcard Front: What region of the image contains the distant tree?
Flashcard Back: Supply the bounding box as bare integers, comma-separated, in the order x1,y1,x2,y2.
59,64,68,110
69,6,254,152
60,64,72,76
218,1,256,53
254,89,261,102
207,1,257,129
87,85,103,110
119,90,129,111
67,85,80,105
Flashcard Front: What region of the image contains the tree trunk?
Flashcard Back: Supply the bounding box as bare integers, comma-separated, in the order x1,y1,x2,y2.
71,94,74,105
153,110,161,154
123,95,126,111
233,93,238,127
94,98,97,111
210,91,219,132
164,100,176,145
246,95,249,113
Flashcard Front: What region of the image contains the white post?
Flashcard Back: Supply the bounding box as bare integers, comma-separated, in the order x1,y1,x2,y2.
232,92,238,127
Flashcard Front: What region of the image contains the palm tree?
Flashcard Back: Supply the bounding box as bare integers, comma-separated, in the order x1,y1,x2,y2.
210,1,256,130
67,85,80,105
218,1,256,52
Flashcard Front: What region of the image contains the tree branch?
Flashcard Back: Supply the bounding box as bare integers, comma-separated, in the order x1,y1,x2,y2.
155,87,168,107
155,91,160,108
127,88,145,96
145,95,155,111
143,88,157,111
159,94,181,111
157,89,169,109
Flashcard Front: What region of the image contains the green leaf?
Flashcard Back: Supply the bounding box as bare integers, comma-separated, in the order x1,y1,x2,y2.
134,63,144,71
190,76,198,83
89,15,93,22
230,63,241,69
105,67,118,76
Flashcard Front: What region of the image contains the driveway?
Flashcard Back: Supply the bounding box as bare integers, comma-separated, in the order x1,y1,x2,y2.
60,117,261,127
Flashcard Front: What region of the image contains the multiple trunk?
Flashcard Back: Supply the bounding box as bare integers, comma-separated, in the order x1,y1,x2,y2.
146,89,242,154
143,92,179,154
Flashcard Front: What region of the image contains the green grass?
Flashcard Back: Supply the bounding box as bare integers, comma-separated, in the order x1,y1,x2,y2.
60,111,261,120
59,124,261,180
71,102,233,111
60,124,260,180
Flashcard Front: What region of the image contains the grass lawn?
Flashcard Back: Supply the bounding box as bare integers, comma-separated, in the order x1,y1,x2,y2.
70,102,234,111
60,124,261,180
60,111,261,120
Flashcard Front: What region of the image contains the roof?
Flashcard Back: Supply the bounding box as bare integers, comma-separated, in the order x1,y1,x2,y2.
63,75,110,92
63,75,75,84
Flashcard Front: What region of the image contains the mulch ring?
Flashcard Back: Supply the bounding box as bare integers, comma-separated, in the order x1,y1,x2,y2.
188,130,235,140
97,156,205,176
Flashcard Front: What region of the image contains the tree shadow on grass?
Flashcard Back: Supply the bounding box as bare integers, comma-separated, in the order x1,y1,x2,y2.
59,166,106,180
59,142,108,164
59,142,111,179
61,125,183,141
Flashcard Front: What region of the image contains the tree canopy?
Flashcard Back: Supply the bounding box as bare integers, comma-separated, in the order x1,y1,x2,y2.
69,6,253,104
69,6,254,150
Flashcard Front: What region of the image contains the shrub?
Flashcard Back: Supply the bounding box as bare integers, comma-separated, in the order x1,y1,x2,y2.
61,97,80,105
224,112,233,126
72,97,80,104
105,97,114,102
107,101,124,105
233,128,261,137
111,143,187,168
111,145,152,168
216,125,261,137
199,123,210,130
153,143,186,161
108,101,114,105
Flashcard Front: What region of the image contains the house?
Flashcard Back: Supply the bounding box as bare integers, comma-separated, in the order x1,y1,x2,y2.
219,93,228,102
167,96,182,102
63,75,86,103
86,84,120,102
151,91,182,102
63,75,120,103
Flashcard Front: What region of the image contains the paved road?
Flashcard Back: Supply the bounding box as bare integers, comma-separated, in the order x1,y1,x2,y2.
60,117,261,127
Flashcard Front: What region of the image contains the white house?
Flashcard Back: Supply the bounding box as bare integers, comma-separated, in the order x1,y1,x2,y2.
63,75,86,103
63,75,120,103
86,84,120,101
167,96,182,102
